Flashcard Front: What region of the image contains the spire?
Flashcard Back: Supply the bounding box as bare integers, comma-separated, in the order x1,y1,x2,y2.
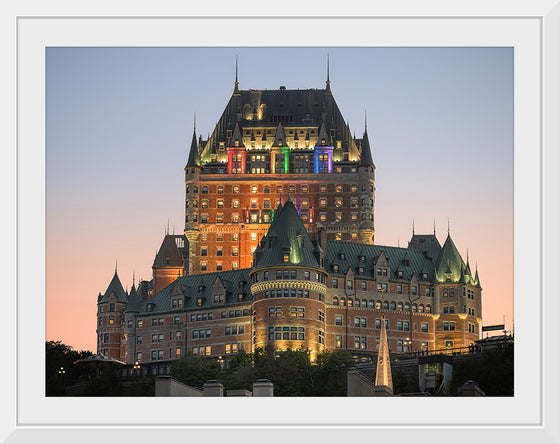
272,122,287,147
412,219,415,236
359,116,374,166
186,122,200,167
317,121,331,147
325,54,331,93
375,315,393,392
448,217,450,234
231,122,242,146
234,55,239,94
434,219,436,236
115,259,117,274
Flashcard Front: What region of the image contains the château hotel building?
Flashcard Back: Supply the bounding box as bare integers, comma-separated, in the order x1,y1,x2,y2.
96,73,482,372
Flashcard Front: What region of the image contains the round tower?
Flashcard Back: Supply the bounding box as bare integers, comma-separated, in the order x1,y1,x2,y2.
249,198,328,359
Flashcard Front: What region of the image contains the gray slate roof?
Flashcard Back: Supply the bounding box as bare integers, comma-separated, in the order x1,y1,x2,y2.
324,240,436,282
136,268,252,315
253,198,322,270
99,271,127,303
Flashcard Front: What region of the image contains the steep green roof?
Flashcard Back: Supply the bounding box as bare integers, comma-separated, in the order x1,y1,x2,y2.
434,234,466,283
359,127,374,167
253,198,321,270
137,268,252,314
99,271,127,303
186,129,200,167
325,240,435,282
124,283,142,313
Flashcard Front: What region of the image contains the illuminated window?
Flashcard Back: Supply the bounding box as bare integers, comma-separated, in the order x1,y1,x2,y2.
283,254,289,263
320,184,327,193
108,316,114,325
217,186,223,194
232,247,238,256
251,233,257,241
336,184,343,193
301,199,309,209
319,213,327,222
233,186,239,194
251,199,257,208
319,198,327,208
232,214,239,223
351,184,358,192
335,232,342,241
289,185,295,194
302,185,308,193
335,198,343,207
201,263,207,271
252,186,258,193
276,186,282,193
335,213,342,222
232,233,238,241
351,213,358,222
216,214,223,223
335,335,343,348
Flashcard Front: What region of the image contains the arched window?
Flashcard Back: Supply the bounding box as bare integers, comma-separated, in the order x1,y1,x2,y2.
426,304,432,313
333,297,339,305
390,301,396,311
376,300,382,309
397,302,403,311
419,304,425,313
383,301,389,310
347,298,353,307
404,302,410,311
202,186,208,194
369,300,375,309
217,186,223,194
361,299,367,308
412,303,418,312
341,298,346,306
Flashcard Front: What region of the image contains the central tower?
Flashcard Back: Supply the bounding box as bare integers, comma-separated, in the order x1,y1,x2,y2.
184,73,376,274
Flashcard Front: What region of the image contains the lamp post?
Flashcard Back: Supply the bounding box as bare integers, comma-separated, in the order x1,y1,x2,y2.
133,361,141,376
404,337,412,355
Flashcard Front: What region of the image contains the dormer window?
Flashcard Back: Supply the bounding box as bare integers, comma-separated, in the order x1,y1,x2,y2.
339,253,345,260
283,254,290,263
398,270,403,278
360,256,366,263
333,264,339,272
422,273,428,280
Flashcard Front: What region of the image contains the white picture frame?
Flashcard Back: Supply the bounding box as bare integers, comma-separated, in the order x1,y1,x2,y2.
3,1,559,443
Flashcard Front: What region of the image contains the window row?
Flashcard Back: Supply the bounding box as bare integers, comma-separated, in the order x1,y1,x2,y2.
190,312,214,322
267,326,305,341
224,325,245,336
192,329,212,339
331,297,432,313
264,289,311,299
225,342,245,354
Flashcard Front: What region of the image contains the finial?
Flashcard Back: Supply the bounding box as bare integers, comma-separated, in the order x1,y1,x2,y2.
447,217,450,234
234,56,239,92
133,271,135,286
326,54,331,91
467,248,469,263
167,219,170,236
412,219,415,236
365,110,367,131
194,112,196,132
115,259,117,274
434,219,436,235
398,237,400,248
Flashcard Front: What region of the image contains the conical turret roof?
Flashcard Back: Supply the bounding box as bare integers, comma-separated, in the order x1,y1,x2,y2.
99,270,127,303
435,234,466,283
359,126,374,167
186,129,200,167
253,198,321,270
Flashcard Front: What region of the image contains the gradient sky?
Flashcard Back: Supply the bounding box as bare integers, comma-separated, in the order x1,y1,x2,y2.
46,47,513,352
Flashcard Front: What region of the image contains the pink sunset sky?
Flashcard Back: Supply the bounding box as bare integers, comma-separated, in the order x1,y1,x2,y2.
46,47,513,352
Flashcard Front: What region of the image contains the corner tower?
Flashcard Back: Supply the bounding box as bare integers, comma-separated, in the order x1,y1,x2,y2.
249,198,328,359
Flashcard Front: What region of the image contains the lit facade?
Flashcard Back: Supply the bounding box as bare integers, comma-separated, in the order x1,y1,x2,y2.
95,74,482,373
183,77,375,274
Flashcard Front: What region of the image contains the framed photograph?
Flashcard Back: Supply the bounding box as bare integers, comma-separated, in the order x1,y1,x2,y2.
4,1,560,443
